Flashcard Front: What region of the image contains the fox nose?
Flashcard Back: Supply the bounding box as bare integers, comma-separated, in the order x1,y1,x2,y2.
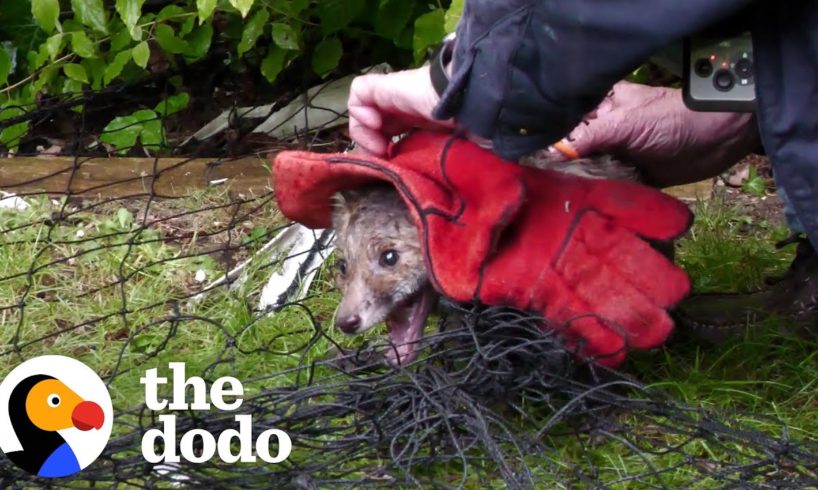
336,315,361,334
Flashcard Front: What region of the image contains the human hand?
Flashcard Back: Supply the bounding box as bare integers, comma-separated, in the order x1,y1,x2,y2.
348,66,454,157
554,81,760,187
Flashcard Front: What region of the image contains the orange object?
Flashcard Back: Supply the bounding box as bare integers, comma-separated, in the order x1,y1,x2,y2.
552,140,581,160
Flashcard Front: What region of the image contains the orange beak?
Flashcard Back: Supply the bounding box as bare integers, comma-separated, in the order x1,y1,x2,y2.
71,401,104,430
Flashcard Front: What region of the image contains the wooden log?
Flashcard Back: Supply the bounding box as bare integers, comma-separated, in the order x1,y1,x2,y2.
0,155,274,198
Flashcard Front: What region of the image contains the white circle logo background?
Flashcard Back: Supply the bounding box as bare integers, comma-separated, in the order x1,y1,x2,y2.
0,355,114,471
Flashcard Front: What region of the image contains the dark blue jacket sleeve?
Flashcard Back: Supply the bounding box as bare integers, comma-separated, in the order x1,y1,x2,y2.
433,0,752,160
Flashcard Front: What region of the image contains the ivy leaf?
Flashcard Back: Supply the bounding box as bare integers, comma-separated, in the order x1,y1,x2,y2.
132,41,150,68
229,0,254,18
45,33,63,61
116,0,146,41
0,49,10,86
261,45,287,82
100,115,142,154
238,9,269,57
104,49,133,85
196,0,217,24
154,92,189,116
71,0,109,34
154,24,188,54
413,9,445,64
71,31,96,58
31,0,60,34
311,37,342,77
374,0,414,40
318,0,365,35
185,24,212,60
63,63,89,84
271,22,299,51
444,0,464,33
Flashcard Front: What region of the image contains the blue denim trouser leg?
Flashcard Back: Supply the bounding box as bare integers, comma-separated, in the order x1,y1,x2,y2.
776,181,805,234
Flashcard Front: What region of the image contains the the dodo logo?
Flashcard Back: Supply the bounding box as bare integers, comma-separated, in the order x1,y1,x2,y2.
0,356,113,478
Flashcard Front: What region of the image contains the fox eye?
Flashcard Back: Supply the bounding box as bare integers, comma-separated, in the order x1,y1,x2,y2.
380,250,399,267
337,258,348,276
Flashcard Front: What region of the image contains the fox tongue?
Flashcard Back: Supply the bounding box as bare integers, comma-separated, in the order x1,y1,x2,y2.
385,287,435,367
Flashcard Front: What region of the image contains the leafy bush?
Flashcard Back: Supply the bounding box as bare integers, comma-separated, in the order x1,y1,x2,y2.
0,0,463,151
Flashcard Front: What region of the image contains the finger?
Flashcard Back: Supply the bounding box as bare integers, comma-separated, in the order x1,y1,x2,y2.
565,115,624,157
347,104,383,132
348,119,389,156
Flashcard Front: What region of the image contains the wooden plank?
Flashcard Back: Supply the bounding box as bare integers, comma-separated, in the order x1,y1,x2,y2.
0,155,274,198
664,179,715,201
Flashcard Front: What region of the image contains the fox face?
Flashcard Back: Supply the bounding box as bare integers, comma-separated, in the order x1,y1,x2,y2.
331,184,436,366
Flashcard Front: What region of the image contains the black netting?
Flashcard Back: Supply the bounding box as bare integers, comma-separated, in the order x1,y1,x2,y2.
1,68,817,489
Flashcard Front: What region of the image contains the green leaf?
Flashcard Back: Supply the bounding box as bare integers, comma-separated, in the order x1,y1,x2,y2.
0,106,29,151
71,0,109,34
45,33,63,60
185,24,212,60
0,49,10,86
82,57,106,89
196,0,217,24
154,92,189,116
28,47,50,71
116,207,134,228
444,0,464,33
71,31,96,58
271,22,299,51
742,165,768,197
238,8,269,57
131,109,157,122
154,24,189,54
261,45,287,82
157,5,186,21
229,0,254,18
63,63,89,84
626,65,650,84
116,0,145,40
110,28,132,52
413,9,445,64
101,115,142,154
132,40,150,68
140,118,164,151
104,49,133,85
270,0,309,16
374,0,414,40
318,0,365,35
179,16,196,36
31,0,60,34
311,37,342,77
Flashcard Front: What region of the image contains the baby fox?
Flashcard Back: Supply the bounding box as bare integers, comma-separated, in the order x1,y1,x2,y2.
331,185,436,366
331,152,637,367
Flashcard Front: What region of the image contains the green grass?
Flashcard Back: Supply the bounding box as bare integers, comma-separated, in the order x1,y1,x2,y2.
0,190,815,487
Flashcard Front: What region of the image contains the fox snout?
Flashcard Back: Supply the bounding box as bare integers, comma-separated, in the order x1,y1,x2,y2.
335,314,362,334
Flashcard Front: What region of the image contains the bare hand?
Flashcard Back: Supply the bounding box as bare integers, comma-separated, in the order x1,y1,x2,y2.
557,81,760,187
348,66,454,156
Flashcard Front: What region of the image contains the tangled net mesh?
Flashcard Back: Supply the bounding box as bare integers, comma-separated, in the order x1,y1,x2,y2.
0,67,816,489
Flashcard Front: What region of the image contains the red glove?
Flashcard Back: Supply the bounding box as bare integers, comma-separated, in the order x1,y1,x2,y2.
272,131,692,367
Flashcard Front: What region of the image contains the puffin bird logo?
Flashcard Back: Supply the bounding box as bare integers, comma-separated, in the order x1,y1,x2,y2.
0,356,113,478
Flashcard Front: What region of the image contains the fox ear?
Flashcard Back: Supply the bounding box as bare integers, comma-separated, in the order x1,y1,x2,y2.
331,190,358,233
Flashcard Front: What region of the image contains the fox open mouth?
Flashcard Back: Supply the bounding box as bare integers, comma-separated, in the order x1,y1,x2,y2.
384,285,437,367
